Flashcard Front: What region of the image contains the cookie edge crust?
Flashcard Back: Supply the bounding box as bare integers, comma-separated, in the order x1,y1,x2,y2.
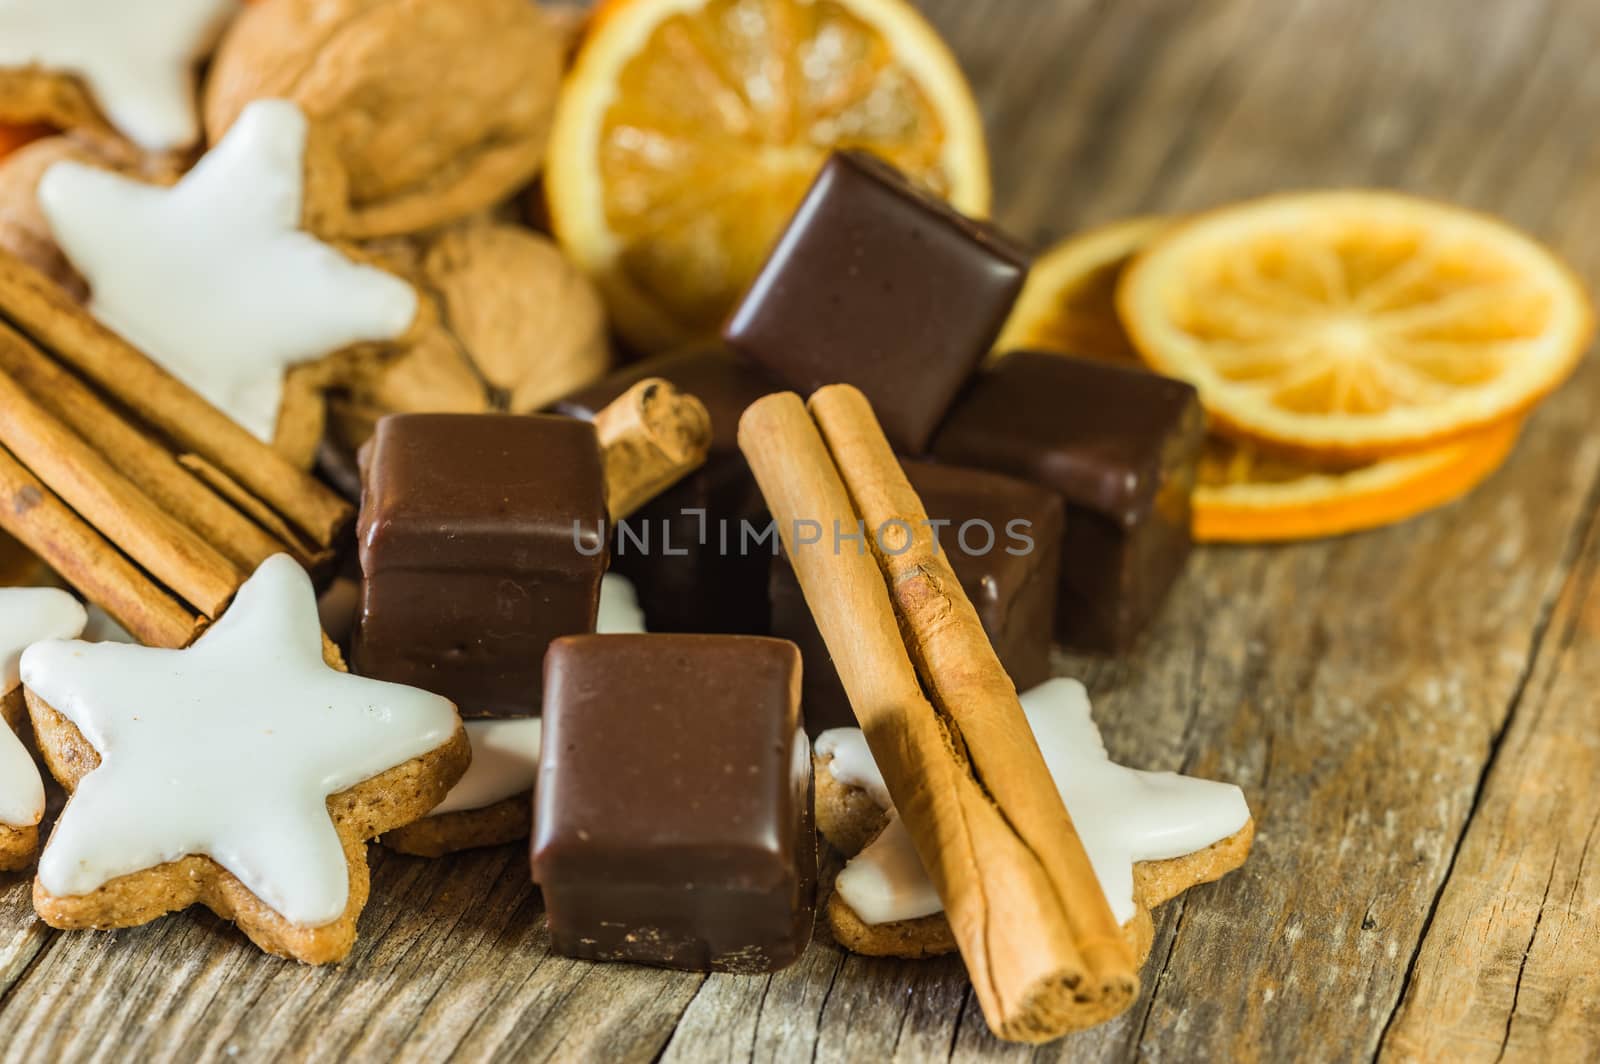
380,792,531,857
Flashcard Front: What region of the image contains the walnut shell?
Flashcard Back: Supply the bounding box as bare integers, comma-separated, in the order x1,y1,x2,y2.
325,220,611,455
421,222,610,413
204,0,566,239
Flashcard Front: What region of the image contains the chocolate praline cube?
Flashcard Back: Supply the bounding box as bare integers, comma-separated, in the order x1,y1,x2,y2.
931,352,1205,652
771,461,1064,735
352,413,609,716
549,349,781,634
723,150,1031,454
531,634,815,972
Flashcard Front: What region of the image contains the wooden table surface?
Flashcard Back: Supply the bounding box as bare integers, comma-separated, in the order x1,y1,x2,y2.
3,0,1599,1060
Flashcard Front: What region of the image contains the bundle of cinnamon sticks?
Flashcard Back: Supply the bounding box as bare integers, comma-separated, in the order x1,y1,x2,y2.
739,385,1139,1042
0,248,351,648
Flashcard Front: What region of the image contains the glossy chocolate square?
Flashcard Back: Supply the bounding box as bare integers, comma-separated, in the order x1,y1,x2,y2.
352,413,609,717
770,461,1064,734
532,634,815,972
723,151,1030,453
931,352,1205,651
549,349,782,634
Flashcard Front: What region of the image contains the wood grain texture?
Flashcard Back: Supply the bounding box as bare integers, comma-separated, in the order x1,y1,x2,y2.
1380,501,1600,1061
2,0,1599,1060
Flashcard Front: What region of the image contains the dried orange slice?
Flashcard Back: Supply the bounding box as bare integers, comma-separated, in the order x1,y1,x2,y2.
1194,419,1520,543
547,0,991,352
1119,192,1593,462
996,216,1167,361
995,215,1525,541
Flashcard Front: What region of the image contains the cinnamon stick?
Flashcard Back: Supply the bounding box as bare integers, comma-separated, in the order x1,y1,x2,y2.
0,320,288,571
175,453,330,575
0,249,352,547
593,378,713,520
738,391,1136,1043
0,367,243,617
809,384,1137,1020
0,445,202,648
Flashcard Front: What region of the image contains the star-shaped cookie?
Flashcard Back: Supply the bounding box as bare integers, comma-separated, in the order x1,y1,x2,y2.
0,587,87,871
39,98,419,444
20,554,469,963
0,0,236,151
815,678,1255,963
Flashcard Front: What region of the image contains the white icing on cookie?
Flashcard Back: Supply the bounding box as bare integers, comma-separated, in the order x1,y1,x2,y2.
822,678,1251,926
597,572,646,634
21,554,459,926
0,588,86,828
1,587,87,694
815,729,890,808
433,719,543,817
426,574,645,817
838,814,941,925
40,99,418,442
0,0,236,151
0,724,42,831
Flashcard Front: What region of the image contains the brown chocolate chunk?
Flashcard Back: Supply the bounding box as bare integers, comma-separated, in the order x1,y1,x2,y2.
531,633,815,973
931,352,1205,651
723,151,1030,454
352,413,608,716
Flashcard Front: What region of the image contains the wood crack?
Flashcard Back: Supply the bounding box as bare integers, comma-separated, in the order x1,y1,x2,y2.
1130,898,1189,1063
1494,850,1561,1063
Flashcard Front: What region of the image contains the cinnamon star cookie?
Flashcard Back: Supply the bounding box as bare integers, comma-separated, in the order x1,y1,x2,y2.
38,98,420,457
816,678,1255,963
20,554,469,963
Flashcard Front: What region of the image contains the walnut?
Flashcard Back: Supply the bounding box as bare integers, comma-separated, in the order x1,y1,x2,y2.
203,0,567,239
328,220,613,451
421,222,610,413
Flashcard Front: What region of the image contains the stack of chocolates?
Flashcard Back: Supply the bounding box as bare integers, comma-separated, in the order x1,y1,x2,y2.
0,133,1232,1044
333,148,1212,988
553,149,1207,664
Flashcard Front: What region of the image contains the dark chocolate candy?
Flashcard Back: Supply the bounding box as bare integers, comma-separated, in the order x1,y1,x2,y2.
352,413,609,717
723,150,1031,454
531,633,815,973
550,349,781,634
931,352,1205,651
770,461,1064,734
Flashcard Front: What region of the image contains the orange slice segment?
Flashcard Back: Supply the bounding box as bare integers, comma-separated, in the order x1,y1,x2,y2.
1194,419,1520,543
996,217,1167,362
547,0,991,352
1118,192,1593,462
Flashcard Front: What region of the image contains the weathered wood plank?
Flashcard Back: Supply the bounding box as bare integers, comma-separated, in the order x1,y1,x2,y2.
0,874,49,999
1379,504,1600,1061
